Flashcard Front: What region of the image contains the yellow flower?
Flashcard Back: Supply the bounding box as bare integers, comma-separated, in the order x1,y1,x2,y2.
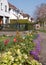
7,51,12,55
10,56,14,61
17,49,21,55
13,63,17,65
23,54,28,59
31,59,42,65
31,34,32,37
19,63,22,65
18,55,22,60
15,58,18,61
27,33,29,36
23,36,25,39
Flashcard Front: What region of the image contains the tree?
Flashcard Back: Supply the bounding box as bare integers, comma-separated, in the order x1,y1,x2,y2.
35,3,46,29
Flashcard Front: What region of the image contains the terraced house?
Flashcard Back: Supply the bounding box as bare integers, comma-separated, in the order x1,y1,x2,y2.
0,0,33,25
8,2,31,21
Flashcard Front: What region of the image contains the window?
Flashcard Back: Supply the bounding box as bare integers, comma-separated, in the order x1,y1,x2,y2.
9,8,11,11
5,5,7,12
1,3,3,10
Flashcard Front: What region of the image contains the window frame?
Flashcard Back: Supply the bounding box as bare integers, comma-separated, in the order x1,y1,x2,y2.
5,5,7,12
1,3,3,10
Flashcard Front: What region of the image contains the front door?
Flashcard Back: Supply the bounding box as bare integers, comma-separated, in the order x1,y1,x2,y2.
0,17,3,25
0,17,3,30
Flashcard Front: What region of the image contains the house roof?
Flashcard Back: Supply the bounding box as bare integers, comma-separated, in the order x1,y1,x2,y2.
20,13,30,18
8,2,30,18
8,2,20,13
8,2,17,10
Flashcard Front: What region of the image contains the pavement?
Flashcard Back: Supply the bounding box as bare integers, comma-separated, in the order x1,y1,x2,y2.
0,31,16,36
0,31,32,36
38,32,46,65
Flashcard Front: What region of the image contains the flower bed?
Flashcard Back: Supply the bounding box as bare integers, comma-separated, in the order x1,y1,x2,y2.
0,31,42,65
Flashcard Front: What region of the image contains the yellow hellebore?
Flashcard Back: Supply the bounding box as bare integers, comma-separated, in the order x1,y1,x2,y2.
13,63,17,65
31,59,42,65
7,51,12,55
17,49,21,55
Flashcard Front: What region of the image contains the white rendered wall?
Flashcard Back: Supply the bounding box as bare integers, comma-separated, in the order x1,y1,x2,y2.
0,0,9,17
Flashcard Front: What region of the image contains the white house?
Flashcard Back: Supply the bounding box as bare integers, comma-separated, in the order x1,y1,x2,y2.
8,3,32,21
9,2,17,20
0,0,34,25
9,3,24,20
20,12,33,22
0,0,10,24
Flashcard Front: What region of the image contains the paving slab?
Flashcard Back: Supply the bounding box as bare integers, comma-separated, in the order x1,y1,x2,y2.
38,32,46,65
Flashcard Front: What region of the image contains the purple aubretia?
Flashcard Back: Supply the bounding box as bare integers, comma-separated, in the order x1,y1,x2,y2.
30,34,41,61
33,34,41,53
30,51,39,61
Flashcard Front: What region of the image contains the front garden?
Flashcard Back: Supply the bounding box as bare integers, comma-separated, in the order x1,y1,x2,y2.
0,31,42,65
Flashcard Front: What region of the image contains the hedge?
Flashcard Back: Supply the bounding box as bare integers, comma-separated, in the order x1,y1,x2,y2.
0,19,35,31
10,19,30,24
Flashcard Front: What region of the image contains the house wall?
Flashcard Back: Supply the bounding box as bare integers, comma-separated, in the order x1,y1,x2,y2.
9,9,17,19
0,0,32,24
18,14,23,19
10,9,25,20
0,0,9,17
0,0,9,24
9,9,24,20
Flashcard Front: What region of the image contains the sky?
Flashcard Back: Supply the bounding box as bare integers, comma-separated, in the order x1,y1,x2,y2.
8,0,46,17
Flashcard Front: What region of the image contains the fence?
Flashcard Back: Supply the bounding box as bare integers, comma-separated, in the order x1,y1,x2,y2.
0,23,35,31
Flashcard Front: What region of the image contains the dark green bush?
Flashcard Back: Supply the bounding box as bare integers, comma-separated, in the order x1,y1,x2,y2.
2,19,35,31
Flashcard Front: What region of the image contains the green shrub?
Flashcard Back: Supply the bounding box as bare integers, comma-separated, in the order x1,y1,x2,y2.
3,19,35,31
10,19,30,24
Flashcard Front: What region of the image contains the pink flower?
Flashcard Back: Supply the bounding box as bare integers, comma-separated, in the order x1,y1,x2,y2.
13,38,16,42
4,39,9,46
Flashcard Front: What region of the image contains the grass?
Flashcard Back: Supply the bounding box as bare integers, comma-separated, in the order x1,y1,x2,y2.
0,35,14,42
37,30,46,33
0,36,8,42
